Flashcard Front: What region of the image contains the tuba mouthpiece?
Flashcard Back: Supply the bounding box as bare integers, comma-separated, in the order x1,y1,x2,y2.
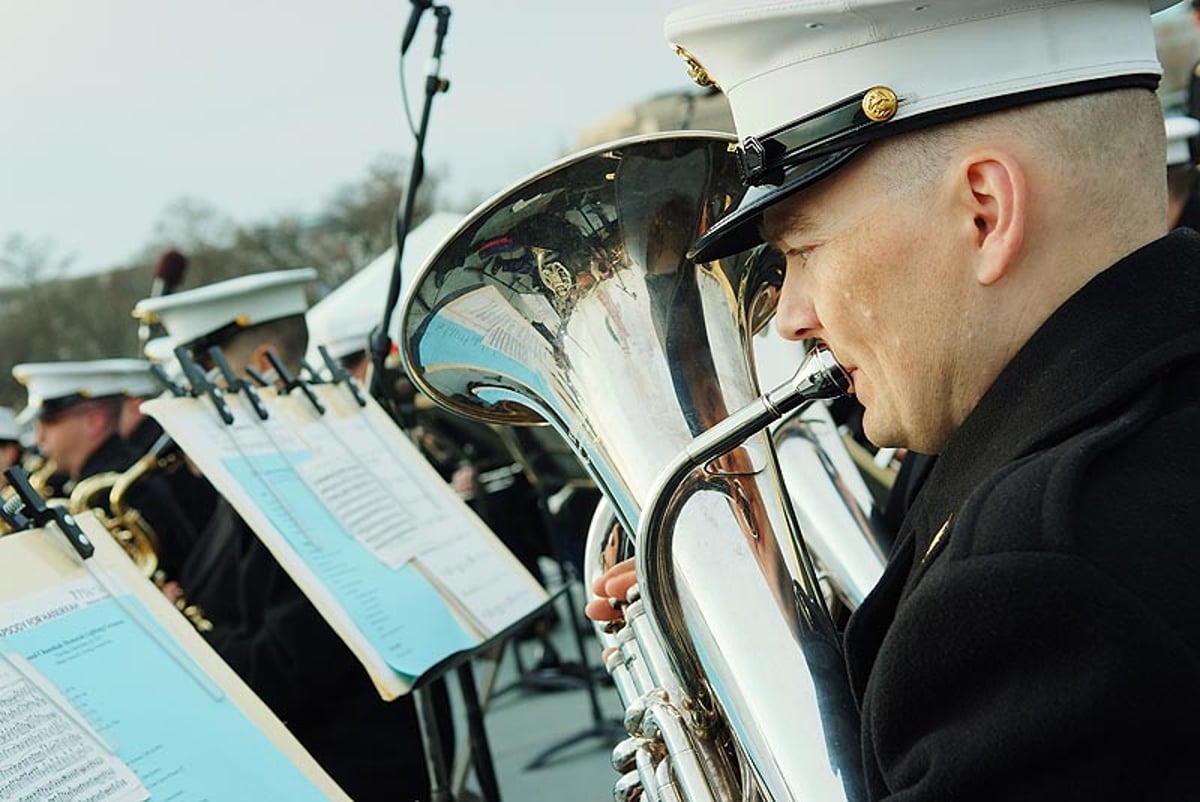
765,346,852,419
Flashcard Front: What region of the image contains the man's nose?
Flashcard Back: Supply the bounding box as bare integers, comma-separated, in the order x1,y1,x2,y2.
774,260,819,341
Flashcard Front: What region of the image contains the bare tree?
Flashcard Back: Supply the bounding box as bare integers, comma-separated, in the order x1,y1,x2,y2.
0,153,447,409
0,234,73,288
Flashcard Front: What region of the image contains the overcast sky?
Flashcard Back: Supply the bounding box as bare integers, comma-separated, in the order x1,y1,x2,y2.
0,0,697,276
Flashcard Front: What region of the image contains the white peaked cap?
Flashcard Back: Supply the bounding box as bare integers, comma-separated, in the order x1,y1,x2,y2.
133,268,316,349
305,213,464,365
15,405,36,429
143,336,177,364
666,0,1183,260
0,407,19,442
12,359,156,417
319,330,373,363
1166,115,1200,168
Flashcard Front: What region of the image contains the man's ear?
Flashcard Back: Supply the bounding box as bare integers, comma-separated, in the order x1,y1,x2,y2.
958,150,1026,286
87,407,114,440
249,343,276,376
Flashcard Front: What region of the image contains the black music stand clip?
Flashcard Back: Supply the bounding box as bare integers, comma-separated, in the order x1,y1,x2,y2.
174,347,235,425
265,350,326,416
319,345,368,408
4,466,94,560
208,347,270,421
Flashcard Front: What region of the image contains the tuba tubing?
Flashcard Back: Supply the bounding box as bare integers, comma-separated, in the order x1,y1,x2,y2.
401,132,867,802
636,346,853,749
590,350,862,802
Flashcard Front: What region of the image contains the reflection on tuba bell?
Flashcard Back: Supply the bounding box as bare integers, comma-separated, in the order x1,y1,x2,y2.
401,132,871,801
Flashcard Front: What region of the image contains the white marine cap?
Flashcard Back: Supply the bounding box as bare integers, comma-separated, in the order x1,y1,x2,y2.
304,212,464,365
15,405,36,430
143,335,177,365
142,335,185,385
11,359,156,418
666,0,1183,260
0,407,20,443
1166,115,1200,167
133,268,317,351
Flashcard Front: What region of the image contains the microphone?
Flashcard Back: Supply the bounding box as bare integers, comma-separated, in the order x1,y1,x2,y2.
401,0,433,56
148,248,188,299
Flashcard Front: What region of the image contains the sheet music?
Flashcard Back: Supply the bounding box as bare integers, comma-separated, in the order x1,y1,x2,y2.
146,384,550,689
147,394,487,688
316,387,550,635
0,646,145,802
419,286,559,403
270,394,445,568
0,546,341,802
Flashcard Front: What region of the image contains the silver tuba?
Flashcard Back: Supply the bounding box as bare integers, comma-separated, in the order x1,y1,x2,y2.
401,132,871,801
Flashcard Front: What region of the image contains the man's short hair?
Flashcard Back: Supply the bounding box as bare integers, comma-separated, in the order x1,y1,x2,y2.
41,396,122,428
220,313,310,372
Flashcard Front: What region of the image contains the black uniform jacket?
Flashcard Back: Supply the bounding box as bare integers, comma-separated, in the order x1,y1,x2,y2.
79,434,198,579
125,416,220,533
844,231,1200,800
180,499,429,802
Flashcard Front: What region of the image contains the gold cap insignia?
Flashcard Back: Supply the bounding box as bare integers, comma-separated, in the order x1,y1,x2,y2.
862,86,899,123
537,255,574,299
674,46,715,89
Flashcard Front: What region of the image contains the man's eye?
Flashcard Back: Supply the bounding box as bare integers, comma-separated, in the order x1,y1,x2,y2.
786,248,814,270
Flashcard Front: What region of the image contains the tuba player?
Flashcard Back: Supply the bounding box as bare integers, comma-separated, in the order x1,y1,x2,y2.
593,0,1200,797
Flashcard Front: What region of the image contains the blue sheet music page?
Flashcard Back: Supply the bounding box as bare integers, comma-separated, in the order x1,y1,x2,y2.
0,578,331,801
224,452,480,679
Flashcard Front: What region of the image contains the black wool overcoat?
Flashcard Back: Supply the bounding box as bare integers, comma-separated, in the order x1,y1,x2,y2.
844,231,1200,800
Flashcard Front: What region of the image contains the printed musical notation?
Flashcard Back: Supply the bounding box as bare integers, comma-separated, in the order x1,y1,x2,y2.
0,651,144,802
145,383,548,697
0,522,348,801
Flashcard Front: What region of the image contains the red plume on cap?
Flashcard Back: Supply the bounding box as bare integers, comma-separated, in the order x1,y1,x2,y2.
154,249,188,291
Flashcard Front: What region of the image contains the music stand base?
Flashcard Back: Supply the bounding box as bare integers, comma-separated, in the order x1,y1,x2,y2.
522,717,627,771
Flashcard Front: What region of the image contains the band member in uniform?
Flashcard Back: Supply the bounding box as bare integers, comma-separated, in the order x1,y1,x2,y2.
594,1,1200,797
115,366,168,453
135,269,432,802
0,406,24,478
10,359,199,577
1167,115,1200,229
118,338,221,532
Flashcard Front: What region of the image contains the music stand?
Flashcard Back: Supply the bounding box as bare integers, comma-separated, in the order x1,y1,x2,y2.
487,426,625,770
412,591,583,801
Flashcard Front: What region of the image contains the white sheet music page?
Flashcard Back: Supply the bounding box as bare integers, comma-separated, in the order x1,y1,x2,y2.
269,392,444,569
0,656,147,802
0,579,149,802
313,385,549,635
443,285,556,377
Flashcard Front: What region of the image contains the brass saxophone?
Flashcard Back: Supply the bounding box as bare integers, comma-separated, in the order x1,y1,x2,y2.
70,468,161,578
400,132,879,801
26,455,63,499
68,436,212,632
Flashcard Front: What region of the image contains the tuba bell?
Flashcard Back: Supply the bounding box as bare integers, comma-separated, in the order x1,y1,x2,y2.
402,132,875,801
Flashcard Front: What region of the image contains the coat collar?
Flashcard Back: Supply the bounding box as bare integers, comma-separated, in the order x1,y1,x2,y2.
79,433,135,480
845,229,1200,697
905,229,1200,562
